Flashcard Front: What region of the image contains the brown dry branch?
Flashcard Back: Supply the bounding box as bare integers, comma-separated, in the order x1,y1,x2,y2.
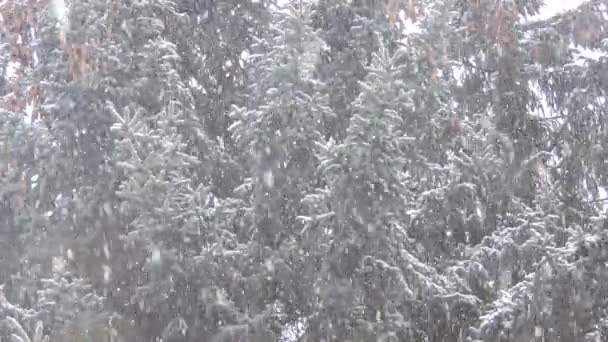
0,0,49,115
0,0,50,212
63,41,89,81
494,1,517,49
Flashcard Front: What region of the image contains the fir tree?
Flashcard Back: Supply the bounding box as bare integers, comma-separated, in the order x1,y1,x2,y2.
311,0,395,141
1,0,608,341
226,1,329,337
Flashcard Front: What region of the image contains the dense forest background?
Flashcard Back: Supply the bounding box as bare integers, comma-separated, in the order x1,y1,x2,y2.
1,0,608,341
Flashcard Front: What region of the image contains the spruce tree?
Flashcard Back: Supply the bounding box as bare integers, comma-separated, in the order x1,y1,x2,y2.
226,1,329,338
299,38,465,340
311,0,395,141
1,0,608,341
166,0,272,198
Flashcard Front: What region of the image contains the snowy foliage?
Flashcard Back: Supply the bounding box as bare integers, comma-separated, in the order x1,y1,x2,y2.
1,0,608,341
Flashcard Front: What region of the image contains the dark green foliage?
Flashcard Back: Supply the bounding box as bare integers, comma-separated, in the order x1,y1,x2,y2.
1,0,608,341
